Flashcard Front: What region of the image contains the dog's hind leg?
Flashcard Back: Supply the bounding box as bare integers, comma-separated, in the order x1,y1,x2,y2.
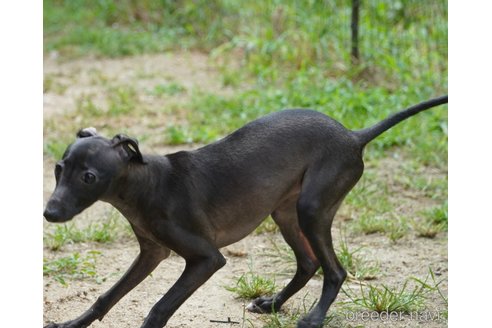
295,160,363,328
247,197,320,313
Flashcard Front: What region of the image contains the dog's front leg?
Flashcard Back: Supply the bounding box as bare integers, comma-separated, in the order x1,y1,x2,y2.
140,254,226,328
139,223,226,328
44,239,170,328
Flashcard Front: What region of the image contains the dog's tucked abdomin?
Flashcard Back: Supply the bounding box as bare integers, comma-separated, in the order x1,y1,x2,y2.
44,95,448,328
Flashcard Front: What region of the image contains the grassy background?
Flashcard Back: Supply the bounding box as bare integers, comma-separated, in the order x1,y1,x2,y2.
44,0,447,165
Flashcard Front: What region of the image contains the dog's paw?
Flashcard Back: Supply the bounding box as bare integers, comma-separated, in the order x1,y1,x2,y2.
44,324,63,328
246,296,280,314
44,321,84,328
296,316,325,328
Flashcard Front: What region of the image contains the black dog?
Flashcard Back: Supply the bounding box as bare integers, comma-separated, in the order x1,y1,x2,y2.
44,95,448,328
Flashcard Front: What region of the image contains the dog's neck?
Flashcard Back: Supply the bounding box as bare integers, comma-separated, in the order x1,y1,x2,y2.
102,155,172,214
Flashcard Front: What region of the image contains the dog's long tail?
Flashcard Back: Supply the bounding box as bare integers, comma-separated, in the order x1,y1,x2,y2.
354,95,448,147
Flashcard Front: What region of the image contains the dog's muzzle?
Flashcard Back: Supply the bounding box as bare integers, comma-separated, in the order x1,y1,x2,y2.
43,199,73,223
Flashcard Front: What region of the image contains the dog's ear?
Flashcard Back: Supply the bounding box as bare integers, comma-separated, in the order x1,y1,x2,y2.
77,127,98,138
111,134,147,164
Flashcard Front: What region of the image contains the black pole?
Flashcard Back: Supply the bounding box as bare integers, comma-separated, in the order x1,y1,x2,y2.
351,0,361,64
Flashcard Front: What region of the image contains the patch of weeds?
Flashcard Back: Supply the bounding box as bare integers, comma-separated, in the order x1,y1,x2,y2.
88,68,110,86
422,202,448,230
225,261,276,299
351,214,409,243
344,171,392,215
343,281,426,314
165,125,193,145
190,124,224,142
352,214,389,235
44,75,68,95
397,174,448,200
254,216,279,234
387,216,410,243
76,93,103,116
336,237,379,281
107,85,138,115
411,268,447,306
165,122,222,145
342,268,446,315
44,211,129,251
43,250,102,286
43,75,54,93
45,224,85,251
412,218,445,239
151,82,186,97
44,139,69,159
411,202,447,238
83,220,117,243
219,67,242,88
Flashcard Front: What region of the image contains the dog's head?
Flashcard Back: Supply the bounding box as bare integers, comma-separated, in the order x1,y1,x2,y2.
43,128,145,223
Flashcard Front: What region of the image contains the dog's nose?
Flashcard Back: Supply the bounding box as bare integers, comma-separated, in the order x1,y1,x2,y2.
44,198,75,223
43,206,60,222
43,201,68,222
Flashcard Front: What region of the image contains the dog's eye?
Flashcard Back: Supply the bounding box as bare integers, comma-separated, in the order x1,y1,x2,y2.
82,172,96,184
54,163,62,178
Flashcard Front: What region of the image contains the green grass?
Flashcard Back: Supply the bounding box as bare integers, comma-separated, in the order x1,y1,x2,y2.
70,85,139,117
165,125,193,145
44,210,132,251
44,1,447,76
226,273,276,300
395,172,448,199
336,237,380,281
168,83,447,169
150,82,187,97
44,1,447,94
413,218,446,239
422,202,448,229
44,0,447,168
412,203,448,238
108,85,139,115
343,281,426,314
342,161,446,241
44,139,69,160
225,264,276,299
43,250,102,286
44,74,68,95
342,268,447,316
350,213,410,243
44,0,243,57
412,268,448,317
